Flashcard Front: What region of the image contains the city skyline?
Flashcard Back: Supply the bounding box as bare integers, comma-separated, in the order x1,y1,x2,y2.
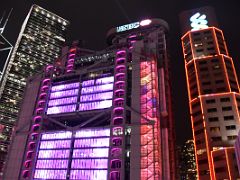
1,1,240,146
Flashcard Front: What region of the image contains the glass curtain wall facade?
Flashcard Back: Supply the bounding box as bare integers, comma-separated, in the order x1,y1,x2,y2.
0,4,69,174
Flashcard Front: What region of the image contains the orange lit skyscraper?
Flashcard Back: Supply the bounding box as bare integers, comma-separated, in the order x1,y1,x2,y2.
180,7,240,179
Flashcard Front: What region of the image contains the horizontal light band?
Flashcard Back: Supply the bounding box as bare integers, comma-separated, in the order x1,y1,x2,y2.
47,104,77,114
50,89,79,99
75,128,110,138
38,150,70,159
40,140,71,149
74,138,110,148
36,159,68,169
48,96,78,106
72,148,109,158
51,82,79,92
71,159,108,169
70,170,107,180
80,92,113,102
34,170,67,179
79,100,112,111
81,84,113,94
42,131,72,140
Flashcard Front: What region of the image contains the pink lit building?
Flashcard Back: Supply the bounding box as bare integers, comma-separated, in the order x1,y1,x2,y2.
4,19,176,180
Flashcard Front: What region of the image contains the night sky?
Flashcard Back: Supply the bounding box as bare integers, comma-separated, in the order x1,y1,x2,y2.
1,0,240,146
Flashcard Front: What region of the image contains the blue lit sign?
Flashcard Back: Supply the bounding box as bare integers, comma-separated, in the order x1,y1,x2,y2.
190,12,208,30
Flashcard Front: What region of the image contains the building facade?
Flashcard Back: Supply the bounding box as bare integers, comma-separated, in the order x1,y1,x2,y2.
4,18,176,180
0,4,69,174
179,140,197,180
235,130,240,176
180,7,240,180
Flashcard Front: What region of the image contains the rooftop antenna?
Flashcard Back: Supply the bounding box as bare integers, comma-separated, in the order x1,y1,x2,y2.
0,8,13,34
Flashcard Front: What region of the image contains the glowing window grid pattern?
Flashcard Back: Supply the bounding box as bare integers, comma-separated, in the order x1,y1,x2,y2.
33,128,110,180
79,76,114,111
47,82,79,114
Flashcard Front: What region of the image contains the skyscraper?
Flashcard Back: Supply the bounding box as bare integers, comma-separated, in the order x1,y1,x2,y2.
180,6,240,179
4,18,176,180
0,4,69,175
178,140,197,180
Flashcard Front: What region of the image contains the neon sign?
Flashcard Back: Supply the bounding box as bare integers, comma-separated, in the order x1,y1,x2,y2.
190,12,208,30
116,19,152,32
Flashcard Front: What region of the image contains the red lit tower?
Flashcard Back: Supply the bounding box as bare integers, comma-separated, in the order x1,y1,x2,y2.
180,6,240,179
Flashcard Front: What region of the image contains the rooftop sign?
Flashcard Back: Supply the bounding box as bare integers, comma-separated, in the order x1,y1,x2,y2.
116,19,152,33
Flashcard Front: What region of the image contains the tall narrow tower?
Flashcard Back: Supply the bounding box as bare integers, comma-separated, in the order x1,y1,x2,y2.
0,4,69,174
180,6,240,179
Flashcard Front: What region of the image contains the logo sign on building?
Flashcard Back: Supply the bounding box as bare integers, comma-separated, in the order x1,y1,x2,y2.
116,19,152,33
190,12,208,30
179,6,218,35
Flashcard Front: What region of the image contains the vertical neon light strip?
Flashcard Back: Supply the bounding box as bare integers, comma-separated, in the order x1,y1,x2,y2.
140,60,160,179
66,48,76,73
108,49,127,180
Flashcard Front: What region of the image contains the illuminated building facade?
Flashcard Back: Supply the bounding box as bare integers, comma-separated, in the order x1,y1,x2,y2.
4,18,176,180
179,140,197,180
0,4,69,175
235,130,240,175
180,6,240,179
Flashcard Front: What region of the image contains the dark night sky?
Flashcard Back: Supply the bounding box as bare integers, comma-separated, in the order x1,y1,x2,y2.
1,0,240,145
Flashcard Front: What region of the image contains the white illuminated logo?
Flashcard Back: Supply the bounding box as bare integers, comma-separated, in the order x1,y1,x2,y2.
116,19,152,32
117,22,140,32
190,12,208,30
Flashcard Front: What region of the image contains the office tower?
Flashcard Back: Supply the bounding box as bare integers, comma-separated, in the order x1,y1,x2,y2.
180,6,240,179
0,4,69,175
235,130,240,175
179,140,197,180
4,18,176,180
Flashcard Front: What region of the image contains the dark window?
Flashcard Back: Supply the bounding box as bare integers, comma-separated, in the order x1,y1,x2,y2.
206,99,215,104
210,127,220,132
198,159,208,165
220,98,230,102
208,117,219,122
203,89,212,94
215,167,226,173
226,125,236,130
227,135,237,140
199,61,207,65
224,115,234,121
207,108,217,113
222,106,232,111
200,67,208,71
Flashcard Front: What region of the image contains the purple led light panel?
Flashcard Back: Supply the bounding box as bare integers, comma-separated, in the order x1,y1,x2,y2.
72,148,109,158
71,159,108,169
81,84,113,94
79,100,112,111
51,82,79,92
47,104,77,114
80,92,113,102
36,159,68,169
42,131,72,139
48,97,78,107
40,140,71,149
34,170,67,179
70,170,107,180
75,128,110,138
74,138,109,148
50,89,79,99
38,150,70,159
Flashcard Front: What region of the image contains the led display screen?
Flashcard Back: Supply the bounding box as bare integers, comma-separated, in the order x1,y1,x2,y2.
33,129,110,180
46,76,114,115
